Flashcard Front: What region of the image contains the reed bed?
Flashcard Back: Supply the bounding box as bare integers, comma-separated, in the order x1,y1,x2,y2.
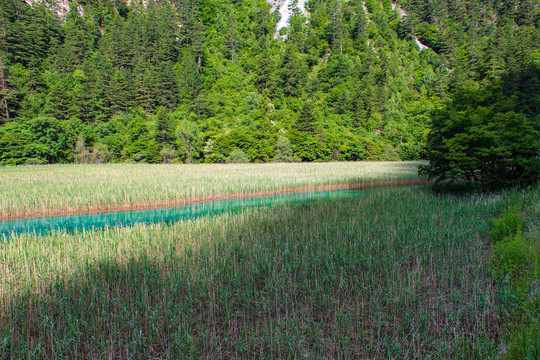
0,162,421,219
2,186,535,358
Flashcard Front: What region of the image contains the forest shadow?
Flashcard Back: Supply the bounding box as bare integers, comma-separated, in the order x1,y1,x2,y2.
1,191,499,359
2,205,347,359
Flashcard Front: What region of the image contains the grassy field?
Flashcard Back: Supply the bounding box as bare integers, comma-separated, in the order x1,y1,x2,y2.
0,162,422,218
1,163,537,358
2,183,538,358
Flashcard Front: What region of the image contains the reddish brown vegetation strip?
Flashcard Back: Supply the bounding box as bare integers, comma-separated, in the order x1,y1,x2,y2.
2,179,429,221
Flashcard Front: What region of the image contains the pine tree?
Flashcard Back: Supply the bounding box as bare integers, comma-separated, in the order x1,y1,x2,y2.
296,102,317,133
0,56,9,121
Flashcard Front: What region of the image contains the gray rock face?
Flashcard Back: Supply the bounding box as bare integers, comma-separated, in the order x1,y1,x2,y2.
28,0,311,38
266,0,309,39
26,0,71,18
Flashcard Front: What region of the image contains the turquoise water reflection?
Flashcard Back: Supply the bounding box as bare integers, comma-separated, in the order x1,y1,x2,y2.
1,189,368,239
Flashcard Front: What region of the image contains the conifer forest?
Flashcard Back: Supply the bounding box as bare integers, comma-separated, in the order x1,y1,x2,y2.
0,0,538,169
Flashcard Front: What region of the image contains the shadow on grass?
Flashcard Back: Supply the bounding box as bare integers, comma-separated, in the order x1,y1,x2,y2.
1,190,502,359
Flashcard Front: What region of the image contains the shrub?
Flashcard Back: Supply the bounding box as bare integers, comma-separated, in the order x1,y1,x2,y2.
487,203,539,359
274,136,300,162
24,158,46,165
492,234,528,278
160,145,177,164
379,144,402,161
489,208,522,244
92,143,111,164
225,149,249,163
204,153,225,163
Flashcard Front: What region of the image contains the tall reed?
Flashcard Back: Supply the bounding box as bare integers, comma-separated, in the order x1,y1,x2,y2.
0,162,422,218
2,186,533,358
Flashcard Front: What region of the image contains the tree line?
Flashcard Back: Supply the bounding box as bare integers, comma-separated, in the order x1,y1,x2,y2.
0,0,538,176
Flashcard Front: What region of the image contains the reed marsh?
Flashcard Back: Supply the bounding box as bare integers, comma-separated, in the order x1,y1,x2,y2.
0,162,422,219
2,186,537,358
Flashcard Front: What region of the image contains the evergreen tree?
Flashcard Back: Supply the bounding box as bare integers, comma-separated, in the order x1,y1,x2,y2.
0,0,537,166
295,102,317,133
274,135,300,162
0,55,9,121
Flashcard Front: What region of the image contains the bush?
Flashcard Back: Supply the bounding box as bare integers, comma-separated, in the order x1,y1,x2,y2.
489,208,528,278
492,234,528,278
92,143,111,164
204,153,225,163
225,149,249,163
489,208,529,278
379,144,402,161
160,145,177,164
489,208,523,244
274,136,300,162
132,153,145,162
487,202,539,359
24,158,46,165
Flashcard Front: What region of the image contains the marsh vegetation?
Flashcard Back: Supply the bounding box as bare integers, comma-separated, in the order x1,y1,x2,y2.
0,163,538,358
0,162,422,219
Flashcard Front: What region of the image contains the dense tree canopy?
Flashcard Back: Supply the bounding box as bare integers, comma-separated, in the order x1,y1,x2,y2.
419,80,539,189
0,0,538,168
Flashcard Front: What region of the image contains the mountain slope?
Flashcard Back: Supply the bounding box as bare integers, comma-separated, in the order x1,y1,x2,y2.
0,0,537,164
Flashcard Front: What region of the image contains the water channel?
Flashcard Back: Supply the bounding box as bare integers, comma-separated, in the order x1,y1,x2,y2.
1,189,371,239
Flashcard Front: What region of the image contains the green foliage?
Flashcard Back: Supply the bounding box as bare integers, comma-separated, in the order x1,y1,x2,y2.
0,116,74,165
92,143,112,164
420,83,540,189
492,235,528,278
489,208,523,244
489,208,530,280
160,145,177,164
176,119,204,163
143,140,162,164
214,130,274,163
295,102,317,133
74,139,92,164
488,201,540,359
379,143,402,161
204,153,226,164
505,326,540,360
363,138,383,161
273,135,300,162
289,131,332,162
399,142,421,161
0,0,538,164
225,149,249,163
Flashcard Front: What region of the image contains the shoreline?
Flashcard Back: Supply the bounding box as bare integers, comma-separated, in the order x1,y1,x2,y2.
1,179,429,221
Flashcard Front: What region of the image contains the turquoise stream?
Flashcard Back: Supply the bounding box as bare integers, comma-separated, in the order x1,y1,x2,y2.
1,189,369,239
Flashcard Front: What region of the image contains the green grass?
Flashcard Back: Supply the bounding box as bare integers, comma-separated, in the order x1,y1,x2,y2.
0,162,422,218
488,198,540,359
3,186,537,358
